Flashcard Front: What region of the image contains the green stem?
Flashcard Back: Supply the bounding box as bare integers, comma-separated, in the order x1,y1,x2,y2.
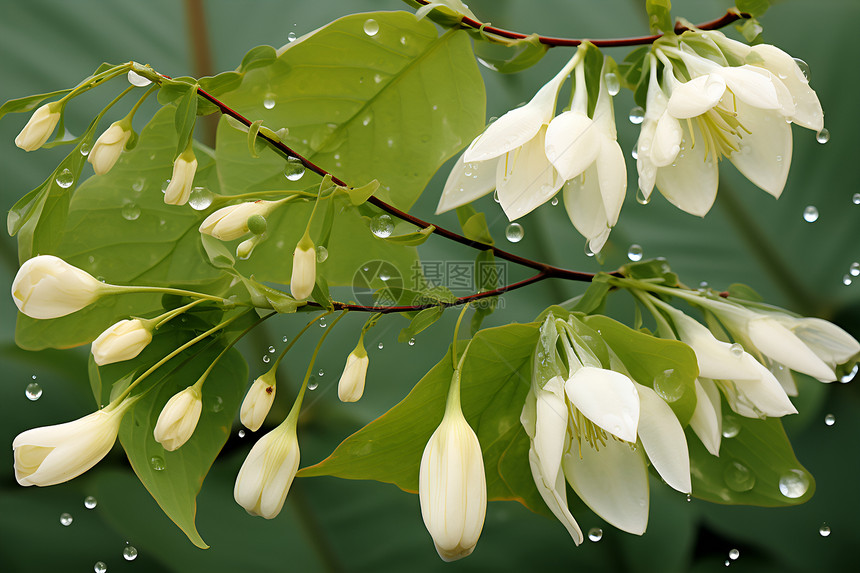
60,64,131,103
192,311,276,390
629,289,676,339
104,283,234,304
272,310,333,371
124,84,157,122
147,298,208,330
451,302,471,370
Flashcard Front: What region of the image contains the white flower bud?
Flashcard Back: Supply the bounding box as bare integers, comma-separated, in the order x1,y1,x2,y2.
338,344,369,402
153,386,202,451
164,149,198,205
11,255,105,319
234,423,300,519
240,372,276,432
15,102,61,151
419,401,486,562
290,240,316,300
88,120,132,175
91,318,153,366
198,201,276,241
13,399,134,486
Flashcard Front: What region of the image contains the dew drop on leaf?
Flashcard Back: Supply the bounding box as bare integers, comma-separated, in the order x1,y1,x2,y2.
319,317,327,328
852,193,860,205
723,460,755,492
842,274,852,286
80,142,91,156
849,262,859,277
605,72,620,96
56,168,74,188
722,414,741,438
238,429,246,438
802,205,819,222
363,18,379,36
121,203,140,221
408,337,416,347
122,545,138,561
188,187,214,210
287,31,297,42
378,342,384,350
551,197,559,206
778,469,810,498
263,93,276,110
308,379,318,391
370,214,394,238
316,245,328,263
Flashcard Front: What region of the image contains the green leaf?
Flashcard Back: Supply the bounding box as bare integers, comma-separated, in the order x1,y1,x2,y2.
238,45,278,73
0,88,71,121
582,43,605,118
174,84,198,156
584,314,699,425
646,0,673,35
728,282,764,302
381,225,435,246
568,275,611,314
157,77,197,106
737,18,764,43
247,119,264,158
200,234,236,270
621,258,679,286
471,33,548,74
311,273,334,309
198,71,242,96
344,179,380,206
398,306,444,343
460,211,493,245
736,0,770,17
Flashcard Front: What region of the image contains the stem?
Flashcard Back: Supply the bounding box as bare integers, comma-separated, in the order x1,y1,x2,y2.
630,289,675,339
124,84,157,121
61,64,131,103
272,311,333,371
411,1,749,47
105,283,234,304
148,298,208,330
451,302,471,369
193,311,277,390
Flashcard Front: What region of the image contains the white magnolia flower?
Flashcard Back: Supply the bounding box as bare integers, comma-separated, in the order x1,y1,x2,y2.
337,342,369,403
88,120,132,175
153,386,203,451
164,148,198,205
234,421,300,519
290,239,316,300
199,200,280,241
15,102,61,151
419,375,486,562
240,372,276,432
13,398,135,486
91,318,153,366
11,255,106,319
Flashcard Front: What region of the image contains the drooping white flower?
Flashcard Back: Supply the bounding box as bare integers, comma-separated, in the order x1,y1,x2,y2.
240,371,276,432
164,148,198,206
153,386,203,451
15,102,61,151
13,398,135,486
199,200,279,241
91,318,153,366
290,238,316,301
234,421,300,519
337,341,369,403
88,120,133,175
11,255,106,319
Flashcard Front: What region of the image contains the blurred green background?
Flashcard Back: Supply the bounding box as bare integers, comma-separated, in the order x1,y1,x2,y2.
1,0,858,571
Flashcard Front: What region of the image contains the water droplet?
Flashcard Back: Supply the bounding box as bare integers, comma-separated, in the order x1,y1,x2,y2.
60,513,73,526
25,382,42,401
631,148,638,160
824,413,836,426
210,395,224,413
815,128,829,144
188,187,214,210
653,368,684,402
370,214,394,238
399,35,407,46
56,168,74,189
842,274,852,286
729,343,744,357
122,545,138,561
94,561,107,573
308,380,318,391
121,203,140,221
628,106,645,125
130,178,145,193
635,188,651,205
840,364,858,383
722,414,741,438
627,244,644,262
84,496,97,510
377,342,384,350
724,560,730,567
588,527,603,542
238,429,246,438
505,222,524,243
361,113,373,127
161,179,171,193
605,73,620,96
363,18,379,36
373,73,383,84
379,270,391,281
282,335,289,343
316,245,328,263
262,354,271,363
319,317,327,328
849,262,859,277
792,58,810,80
819,523,831,537
127,70,152,87
852,193,860,205
802,205,819,222
584,241,595,257
729,548,740,560
493,190,500,203
284,156,305,181
778,469,810,498
685,493,692,502
263,93,276,110
408,337,416,346
723,460,756,492
287,31,297,42
551,197,559,206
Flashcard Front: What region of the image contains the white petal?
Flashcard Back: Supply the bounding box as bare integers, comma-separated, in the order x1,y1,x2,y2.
751,45,823,131
594,137,627,227
496,126,564,220
563,439,649,535
544,111,599,181
528,449,583,545
747,317,835,381
728,103,792,198
670,309,761,381
650,112,682,167
654,122,718,217
635,383,691,493
464,105,546,163
534,377,568,483
690,378,722,456
789,317,860,365
667,75,727,119
769,362,798,397
715,66,783,111
565,367,639,442
562,165,611,254
723,359,798,418
435,153,497,214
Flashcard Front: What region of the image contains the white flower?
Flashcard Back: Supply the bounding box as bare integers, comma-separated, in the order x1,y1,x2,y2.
419,383,486,562
91,318,153,366
13,398,135,486
337,343,369,403
290,239,316,300
199,200,278,241
233,422,300,519
240,372,276,432
153,386,202,451
164,149,198,205
11,255,105,319
88,120,132,175
15,102,61,151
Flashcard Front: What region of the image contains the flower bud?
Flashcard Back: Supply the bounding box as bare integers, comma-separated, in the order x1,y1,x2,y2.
11,255,105,319
15,102,61,151
419,402,486,562
240,372,276,432
290,239,316,300
88,120,133,175
153,386,202,451
13,399,134,486
91,318,153,366
338,343,369,402
199,201,276,241
164,149,198,205
234,423,300,519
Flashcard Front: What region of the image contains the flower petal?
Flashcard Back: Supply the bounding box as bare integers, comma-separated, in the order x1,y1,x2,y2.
565,367,639,442
721,359,798,418
650,111,682,167
635,383,691,493
669,308,761,381
528,448,583,545
689,378,722,456
728,104,792,198
464,106,546,163
788,317,860,366
595,137,627,227
667,75,727,119
496,126,564,220
562,165,611,254
562,438,649,535
750,45,823,131
534,376,568,483
747,317,835,381
435,153,497,214
544,111,600,181
654,122,718,217
715,65,784,112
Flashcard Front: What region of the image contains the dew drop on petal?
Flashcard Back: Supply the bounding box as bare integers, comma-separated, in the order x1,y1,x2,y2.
284,156,305,181
505,222,524,243
60,513,73,526
94,562,107,573
815,128,829,144
605,73,620,96
56,168,74,189
729,548,740,560
778,469,810,499
370,214,394,238
122,545,138,561
493,190,500,203
84,496,97,510
636,188,651,205
263,93,276,110
627,244,644,262
121,203,140,221
729,343,744,357
25,382,42,401
819,523,831,537
363,18,379,36
287,31,297,42
792,58,810,81
841,364,858,383
188,187,214,210
628,106,645,125
588,527,603,542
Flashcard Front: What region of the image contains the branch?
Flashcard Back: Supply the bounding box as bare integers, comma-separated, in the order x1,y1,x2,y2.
412,0,750,47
